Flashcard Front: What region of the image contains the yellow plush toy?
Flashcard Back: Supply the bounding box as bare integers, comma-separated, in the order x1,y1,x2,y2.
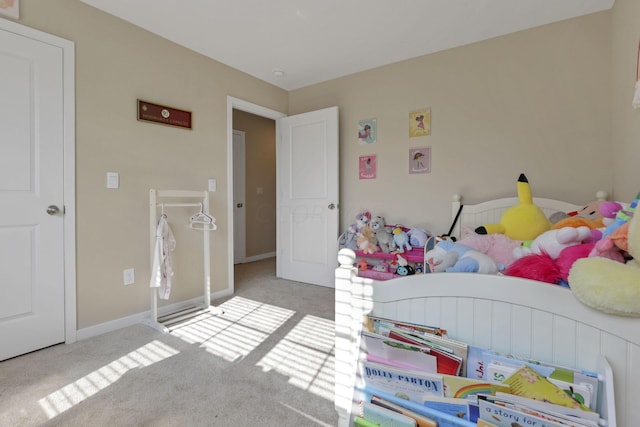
569,210,640,317
475,174,551,241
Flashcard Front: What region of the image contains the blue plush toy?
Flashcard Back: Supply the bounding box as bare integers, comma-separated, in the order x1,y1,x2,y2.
392,225,412,253
424,240,501,274
407,228,429,247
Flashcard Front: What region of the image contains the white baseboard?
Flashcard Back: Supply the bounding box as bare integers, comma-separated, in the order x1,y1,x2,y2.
211,287,233,302
76,292,232,341
241,252,276,263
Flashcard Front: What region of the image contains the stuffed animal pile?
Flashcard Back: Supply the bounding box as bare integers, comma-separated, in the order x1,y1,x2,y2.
469,174,640,316
568,195,640,317
340,177,640,316
338,211,431,273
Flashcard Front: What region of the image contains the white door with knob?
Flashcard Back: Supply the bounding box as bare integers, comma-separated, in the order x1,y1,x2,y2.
0,21,75,361
276,107,339,288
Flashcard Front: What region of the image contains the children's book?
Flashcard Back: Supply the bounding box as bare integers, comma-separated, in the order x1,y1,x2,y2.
467,346,600,410
490,392,601,425
465,345,487,380
361,387,476,427
370,395,438,427
502,365,593,412
364,315,447,337
362,331,438,373
353,416,381,427
360,360,445,403
360,400,417,427
421,395,471,421
486,361,593,409
478,397,567,427
476,420,499,427
442,374,511,399
387,329,463,376
478,394,598,427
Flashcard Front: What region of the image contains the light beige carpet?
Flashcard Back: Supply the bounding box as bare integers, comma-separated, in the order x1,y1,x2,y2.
0,258,338,426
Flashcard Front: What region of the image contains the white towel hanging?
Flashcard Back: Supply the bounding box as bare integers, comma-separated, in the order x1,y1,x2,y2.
150,214,176,300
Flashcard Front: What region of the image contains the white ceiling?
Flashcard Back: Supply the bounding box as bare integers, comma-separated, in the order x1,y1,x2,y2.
80,0,614,91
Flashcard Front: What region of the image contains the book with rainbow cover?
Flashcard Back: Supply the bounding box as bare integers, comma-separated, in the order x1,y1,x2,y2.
442,374,510,399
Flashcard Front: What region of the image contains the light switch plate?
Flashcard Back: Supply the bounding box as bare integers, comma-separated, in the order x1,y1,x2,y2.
107,172,119,189
208,178,216,192
123,268,135,285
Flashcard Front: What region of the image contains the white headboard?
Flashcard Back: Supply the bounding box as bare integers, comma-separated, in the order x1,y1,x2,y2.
449,191,609,240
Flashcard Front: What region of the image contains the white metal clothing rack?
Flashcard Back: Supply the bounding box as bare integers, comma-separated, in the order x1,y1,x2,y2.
145,189,222,333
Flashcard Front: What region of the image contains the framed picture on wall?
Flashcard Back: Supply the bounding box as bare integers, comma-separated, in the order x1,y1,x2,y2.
409,147,430,174
358,118,377,144
359,155,377,179
409,109,431,137
0,0,19,19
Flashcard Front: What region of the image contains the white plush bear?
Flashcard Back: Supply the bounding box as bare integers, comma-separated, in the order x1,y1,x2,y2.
513,226,592,260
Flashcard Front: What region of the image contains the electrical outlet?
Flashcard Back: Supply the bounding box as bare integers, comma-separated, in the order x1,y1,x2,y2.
123,268,135,285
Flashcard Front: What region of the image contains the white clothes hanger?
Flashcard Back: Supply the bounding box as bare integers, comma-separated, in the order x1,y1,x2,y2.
189,203,216,231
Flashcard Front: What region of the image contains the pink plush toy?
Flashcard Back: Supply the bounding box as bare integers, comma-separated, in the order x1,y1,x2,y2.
505,241,625,286
599,201,624,225
588,221,628,261
505,243,593,285
504,253,561,284
556,244,598,284
458,232,522,269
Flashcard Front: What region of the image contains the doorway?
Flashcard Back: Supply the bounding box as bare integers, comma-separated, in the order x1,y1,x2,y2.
226,98,286,294
232,117,277,265
226,98,339,293
232,130,246,264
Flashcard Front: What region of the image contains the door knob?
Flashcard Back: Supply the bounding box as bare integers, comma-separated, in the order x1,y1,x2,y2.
236,203,243,208
328,203,335,210
46,205,60,215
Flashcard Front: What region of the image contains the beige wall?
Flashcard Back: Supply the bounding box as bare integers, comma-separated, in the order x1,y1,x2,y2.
14,1,635,331
290,12,613,236
19,0,288,329
232,110,277,258
611,0,640,201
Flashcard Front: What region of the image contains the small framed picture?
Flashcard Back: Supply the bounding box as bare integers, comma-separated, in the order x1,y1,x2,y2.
409,109,431,137
359,155,377,179
409,147,431,174
358,118,377,144
0,0,19,19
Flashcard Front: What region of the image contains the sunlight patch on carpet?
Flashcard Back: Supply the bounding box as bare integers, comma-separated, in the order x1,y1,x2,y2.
38,340,179,419
257,315,335,401
170,296,294,362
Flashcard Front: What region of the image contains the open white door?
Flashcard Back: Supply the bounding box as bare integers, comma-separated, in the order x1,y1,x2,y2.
0,21,75,361
276,107,339,288
233,130,246,264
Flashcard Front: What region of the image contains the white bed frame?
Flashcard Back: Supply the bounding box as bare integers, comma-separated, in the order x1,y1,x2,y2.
335,192,640,427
